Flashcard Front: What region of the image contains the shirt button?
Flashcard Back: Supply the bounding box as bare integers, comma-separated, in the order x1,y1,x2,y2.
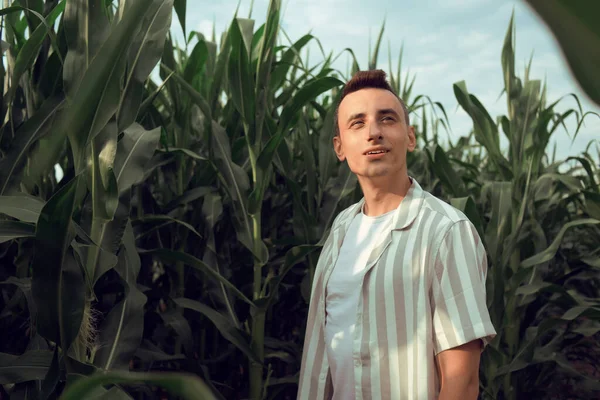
319,372,326,381
355,359,361,367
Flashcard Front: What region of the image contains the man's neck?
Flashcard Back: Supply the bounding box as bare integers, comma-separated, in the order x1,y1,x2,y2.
359,174,412,217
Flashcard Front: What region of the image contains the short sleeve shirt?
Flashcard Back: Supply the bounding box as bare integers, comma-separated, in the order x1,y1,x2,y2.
297,178,496,400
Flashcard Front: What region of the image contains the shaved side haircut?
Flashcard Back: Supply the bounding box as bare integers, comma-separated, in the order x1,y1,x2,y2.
334,69,410,136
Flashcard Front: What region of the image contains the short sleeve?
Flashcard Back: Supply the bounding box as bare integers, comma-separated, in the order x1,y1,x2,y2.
431,220,496,355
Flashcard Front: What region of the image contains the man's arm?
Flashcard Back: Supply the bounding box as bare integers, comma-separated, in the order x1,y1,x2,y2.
435,339,481,400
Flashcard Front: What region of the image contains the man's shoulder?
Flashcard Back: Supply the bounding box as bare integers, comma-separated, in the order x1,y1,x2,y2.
419,190,471,227
331,200,362,228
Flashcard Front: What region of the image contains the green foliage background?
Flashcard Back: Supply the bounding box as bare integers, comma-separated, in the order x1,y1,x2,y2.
0,1,599,399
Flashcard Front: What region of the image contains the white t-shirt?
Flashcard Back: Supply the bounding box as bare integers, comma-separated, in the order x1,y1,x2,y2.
325,206,395,399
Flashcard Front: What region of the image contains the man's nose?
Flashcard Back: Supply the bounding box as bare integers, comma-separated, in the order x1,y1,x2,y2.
367,120,382,139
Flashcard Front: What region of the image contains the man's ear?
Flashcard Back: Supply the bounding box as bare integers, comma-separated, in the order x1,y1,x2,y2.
333,134,345,161
407,126,416,152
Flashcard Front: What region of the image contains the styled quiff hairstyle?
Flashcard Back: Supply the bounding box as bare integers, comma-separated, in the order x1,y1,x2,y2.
334,69,410,136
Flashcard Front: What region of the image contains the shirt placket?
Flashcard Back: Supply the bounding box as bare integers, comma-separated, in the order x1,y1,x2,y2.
353,228,395,399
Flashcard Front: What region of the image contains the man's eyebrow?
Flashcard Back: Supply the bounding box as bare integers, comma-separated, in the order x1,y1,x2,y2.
347,112,365,123
377,108,400,117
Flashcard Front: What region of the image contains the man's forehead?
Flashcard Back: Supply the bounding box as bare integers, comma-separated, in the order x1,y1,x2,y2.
339,88,402,113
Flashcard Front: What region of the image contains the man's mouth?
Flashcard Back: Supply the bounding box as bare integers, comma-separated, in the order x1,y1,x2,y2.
366,150,387,155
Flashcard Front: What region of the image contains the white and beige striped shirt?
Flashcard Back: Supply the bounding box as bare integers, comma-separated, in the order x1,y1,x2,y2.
298,178,496,399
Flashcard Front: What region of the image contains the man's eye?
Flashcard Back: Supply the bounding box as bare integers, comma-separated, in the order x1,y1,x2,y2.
382,116,395,122
350,121,364,127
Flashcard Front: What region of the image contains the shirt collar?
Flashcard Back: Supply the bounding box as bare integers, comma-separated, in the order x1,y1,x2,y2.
335,177,425,234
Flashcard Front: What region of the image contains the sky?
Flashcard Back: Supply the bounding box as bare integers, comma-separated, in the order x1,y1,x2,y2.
169,0,600,162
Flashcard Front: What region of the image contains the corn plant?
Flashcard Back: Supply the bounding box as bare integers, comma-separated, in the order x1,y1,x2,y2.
1,1,599,399
0,0,212,397
415,14,600,400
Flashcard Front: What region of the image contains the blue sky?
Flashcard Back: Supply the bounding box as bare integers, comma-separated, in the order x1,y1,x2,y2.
171,0,600,162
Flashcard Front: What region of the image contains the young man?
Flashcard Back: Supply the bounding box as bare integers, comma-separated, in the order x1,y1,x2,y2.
297,70,496,400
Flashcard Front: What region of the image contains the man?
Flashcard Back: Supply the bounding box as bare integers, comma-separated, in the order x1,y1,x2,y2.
297,70,496,400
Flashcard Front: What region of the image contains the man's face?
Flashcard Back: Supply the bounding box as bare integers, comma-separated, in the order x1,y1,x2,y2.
333,88,416,182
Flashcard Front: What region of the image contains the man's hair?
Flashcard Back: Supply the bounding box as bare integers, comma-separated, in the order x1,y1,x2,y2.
334,69,410,136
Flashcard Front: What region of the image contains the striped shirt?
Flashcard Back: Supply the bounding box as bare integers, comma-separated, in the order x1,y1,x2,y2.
297,178,496,399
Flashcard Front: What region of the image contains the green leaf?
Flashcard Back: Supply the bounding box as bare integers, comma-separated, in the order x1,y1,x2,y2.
0,95,65,195
483,181,512,326
0,195,44,222
521,219,600,267
484,181,513,266
426,145,467,197
453,81,513,180
145,249,255,307
61,0,153,172
369,19,385,70
251,76,344,218
31,176,85,349
93,225,146,371
0,277,36,318
567,156,599,193
0,220,36,243
450,196,485,241
525,0,600,107
265,245,321,310
132,215,202,240
0,350,54,384
134,341,186,362
117,0,173,131
318,89,342,198
156,147,208,161
269,34,314,90
113,123,161,194
183,38,209,84
163,187,213,213
228,18,255,127
174,297,261,364
209,122,267,263
59,370,218,400
173,0,186,38
89,121,119,221
62,0,110,97
87,386,134,400
278,76,344,137
583,190,600,220
71,242,118,289
319,162,358,233
561,305,600,321
40,348,61,399
7,1,65,103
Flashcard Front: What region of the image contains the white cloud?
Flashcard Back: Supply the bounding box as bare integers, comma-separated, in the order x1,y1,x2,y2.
440,0,493,8
195,19,214,40
416,33,443,46
456,31,491,50
172,0,599,161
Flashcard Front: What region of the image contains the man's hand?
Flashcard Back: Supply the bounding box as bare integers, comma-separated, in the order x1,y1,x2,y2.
435,339,482,400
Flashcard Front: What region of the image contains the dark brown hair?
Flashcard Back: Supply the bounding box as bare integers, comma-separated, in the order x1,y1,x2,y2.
334,69,410,136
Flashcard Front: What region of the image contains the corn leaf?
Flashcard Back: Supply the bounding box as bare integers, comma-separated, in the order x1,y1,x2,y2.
31,175,84,349
114,124,162,194
60,370,217,400
525,0,600,106
0,95,64,195
0,350,54,384
117,0,173,131
146,249,255,307
174,297,260,364
93,224,146,371
521,219,600,267
0,220,36,243
0,195,44,223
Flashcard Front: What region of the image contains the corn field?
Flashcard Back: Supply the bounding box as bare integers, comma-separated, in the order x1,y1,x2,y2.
0,1,599,399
